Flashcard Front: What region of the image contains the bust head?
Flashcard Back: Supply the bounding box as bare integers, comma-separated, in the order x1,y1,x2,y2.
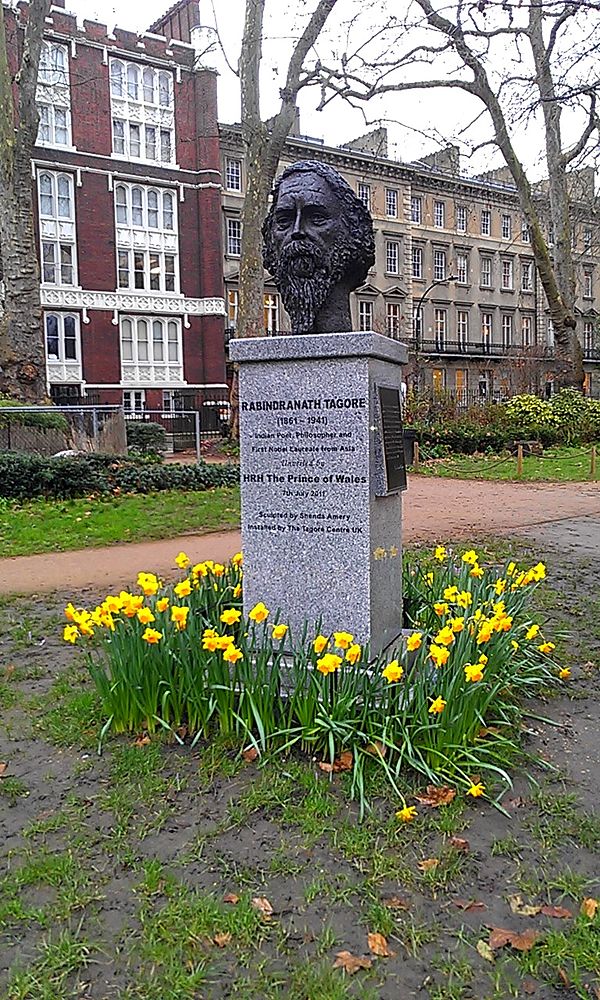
263,160,375,335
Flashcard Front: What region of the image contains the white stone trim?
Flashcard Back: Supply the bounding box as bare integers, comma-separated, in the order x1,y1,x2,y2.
40,287,226,316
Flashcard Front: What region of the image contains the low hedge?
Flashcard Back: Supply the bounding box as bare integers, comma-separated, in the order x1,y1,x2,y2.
0,451,239,501
126,420,167,457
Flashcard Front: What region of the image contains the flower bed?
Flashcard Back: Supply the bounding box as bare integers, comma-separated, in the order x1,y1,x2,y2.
64,546,565,815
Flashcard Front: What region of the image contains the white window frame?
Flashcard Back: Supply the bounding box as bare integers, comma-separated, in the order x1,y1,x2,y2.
110,57,175,165
522,219,530,243
38,170,77,287
501,214,512,240
386,302,401,336
457,309,469,349
584,227,593,252
584,270,593,298
501,258,514,290
480,256,492,288
434,307,447,349
385,240,400,275
358,299,374,331
385,188,398,218
225,157,243,192
522,315,533,347
584,320,594,354
123,389,146,412
357,183,371,210
114,183,179,294
411,196,422,224
433,249,446,281
45,311,82,384
521,261,533,291
37,41,72,148
481,209,491,236
264,293,279,334
456,253,468,284
481,312,493,348
412,246,423,279
227,218,242,257
501,314,513,347
456,205,467,233
434,200,445,228
120,315,183,384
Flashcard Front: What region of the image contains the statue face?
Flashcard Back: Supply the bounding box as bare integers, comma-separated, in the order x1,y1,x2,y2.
270,172,346,276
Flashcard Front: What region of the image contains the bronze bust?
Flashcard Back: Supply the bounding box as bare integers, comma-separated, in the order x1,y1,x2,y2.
263,160,375,335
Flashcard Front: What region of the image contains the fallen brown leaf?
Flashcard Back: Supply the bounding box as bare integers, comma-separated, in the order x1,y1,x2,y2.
242,747,258,762
332,951,372,975
367,932,394,957
415,784,456,807
508,894,541,917
318,750,353,773
382,895,410,910
476,939,495,963
558,968,571,988
540,904,572,919
581,897,599,918
448,836,470,853
223,893,240,905
477,725,501,739
133,735,151,746
522,979,538,994
417,858,440,872
213,932,231,948
364,740,387,758
251,896,273,919
0,762,7,777
489,927,539,952
453,898,487,912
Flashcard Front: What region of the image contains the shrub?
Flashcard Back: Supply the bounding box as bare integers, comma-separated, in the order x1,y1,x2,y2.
504,395,558,436
126,420,167,457
0,395,68,432
581,398,600,441
549,389,589,444
66,546,563,815
0,451,239,501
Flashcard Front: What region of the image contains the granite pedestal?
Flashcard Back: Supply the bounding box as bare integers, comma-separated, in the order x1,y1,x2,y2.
229,332,408,654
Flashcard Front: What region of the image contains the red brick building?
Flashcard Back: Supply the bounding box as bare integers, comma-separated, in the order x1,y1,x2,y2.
4,0,226,411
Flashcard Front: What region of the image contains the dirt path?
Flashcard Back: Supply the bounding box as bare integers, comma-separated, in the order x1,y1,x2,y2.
2,476,600,596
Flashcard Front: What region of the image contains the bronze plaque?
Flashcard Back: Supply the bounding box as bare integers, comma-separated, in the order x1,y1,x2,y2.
378,385,407,493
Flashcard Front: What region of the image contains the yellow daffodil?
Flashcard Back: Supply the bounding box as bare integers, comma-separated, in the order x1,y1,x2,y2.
559,667,571,680
494,578,507,596
333,631,354,649
192,562,208,578
429,696,446,714
429,644,450,668
156,597,170,613
443,585,459,602
531,562,546,581
492,613,513,633
448,616,465,633
63,624,78,643
137,572,160,597
425,571,434,585
345,643,361,665
233,583,242,598
232,552,243,567
171,606,190,631
396,805,418,822
174,579,192,598
202,634,220,652
406,632,422,651
456,590,473,610
525,623,540,640
313,634,328,654
220,608,242,626
249,602,269,623
470,564,484,578
213,563,225,577
507,561,517,576
476,622,493,644
464,662,484,683
175,551,190,569
462,549,478,566
122,595,144,617
434,545,447,562
382,659,403,683
317,652,343,675
433,601,449,616
137,607,155,625
511,640,519,652
272,623,288,641
434,625,455,647
142,627,162,644
467,782,485,797
216,634,235,650
64,602,78,622
478,653,488,666
103,595,122,614
203,627,217,638
223,645,243,663
538,641,555,654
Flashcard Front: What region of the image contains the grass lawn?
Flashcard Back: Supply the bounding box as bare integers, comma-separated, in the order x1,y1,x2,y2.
0,540,598,999
0,487,240,558
415,445,599,482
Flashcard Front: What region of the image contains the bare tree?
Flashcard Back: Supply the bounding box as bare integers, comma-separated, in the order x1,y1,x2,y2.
224,0,340,432
0,0,50,402
317,0,600,389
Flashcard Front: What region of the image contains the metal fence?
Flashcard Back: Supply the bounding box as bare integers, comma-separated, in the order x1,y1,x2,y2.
124,400,230,459
0,405,126,456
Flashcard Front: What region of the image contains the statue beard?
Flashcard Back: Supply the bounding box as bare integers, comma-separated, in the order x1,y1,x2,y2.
275,239,348,335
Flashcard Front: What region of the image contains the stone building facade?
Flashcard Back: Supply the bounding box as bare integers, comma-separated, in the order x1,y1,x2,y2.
220,124,600,402
4,0,226,411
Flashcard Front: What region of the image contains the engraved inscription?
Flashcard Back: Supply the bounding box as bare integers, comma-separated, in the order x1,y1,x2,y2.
378,385,407,494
